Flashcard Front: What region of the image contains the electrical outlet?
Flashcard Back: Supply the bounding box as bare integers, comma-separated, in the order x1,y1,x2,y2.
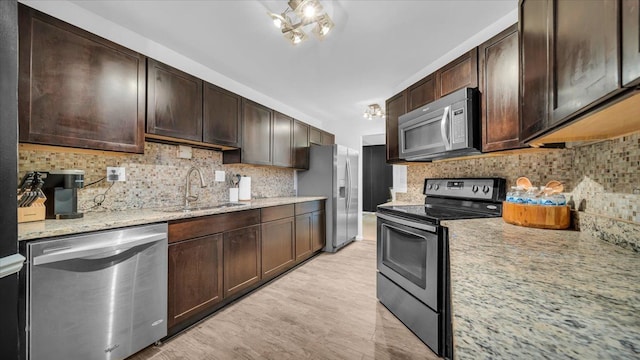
107,167,126,182
214,170,226,182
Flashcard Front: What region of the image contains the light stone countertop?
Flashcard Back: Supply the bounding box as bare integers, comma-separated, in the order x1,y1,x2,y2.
443,218,640,360
18,196,326,241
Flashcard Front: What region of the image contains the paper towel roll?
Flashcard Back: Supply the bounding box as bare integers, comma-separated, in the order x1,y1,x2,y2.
238,176,251,201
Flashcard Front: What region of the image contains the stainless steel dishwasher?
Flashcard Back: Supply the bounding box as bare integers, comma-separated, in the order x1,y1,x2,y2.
26,223,168,360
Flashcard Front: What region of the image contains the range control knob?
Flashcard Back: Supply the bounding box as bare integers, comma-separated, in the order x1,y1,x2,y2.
482,185,491,194
426,184,433,190
472,185,479,193
433,184,440,190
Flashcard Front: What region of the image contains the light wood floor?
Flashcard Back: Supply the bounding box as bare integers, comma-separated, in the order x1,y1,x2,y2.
130,213,439,360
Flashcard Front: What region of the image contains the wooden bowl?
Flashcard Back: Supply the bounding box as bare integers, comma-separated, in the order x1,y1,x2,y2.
502,202,570,230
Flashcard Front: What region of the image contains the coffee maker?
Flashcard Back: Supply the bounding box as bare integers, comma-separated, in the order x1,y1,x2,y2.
41,170,85,219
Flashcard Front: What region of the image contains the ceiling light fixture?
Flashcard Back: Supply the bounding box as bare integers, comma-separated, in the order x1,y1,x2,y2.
363,104,385,120
268,0,334,45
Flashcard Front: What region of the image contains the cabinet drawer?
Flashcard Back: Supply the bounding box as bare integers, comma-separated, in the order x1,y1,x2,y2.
169,209,260,243
261,204,294,222
295,200,324,215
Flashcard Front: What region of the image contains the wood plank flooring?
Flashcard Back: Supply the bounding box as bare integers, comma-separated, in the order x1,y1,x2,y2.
130,213,439,360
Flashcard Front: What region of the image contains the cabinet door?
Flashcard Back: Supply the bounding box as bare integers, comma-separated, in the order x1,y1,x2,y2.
622,0,640,87
292,120,310,169
295,214,312,261
147,59,203,142
168,234,223,330
385,91,407,163
203,82,241,147
436,48,478,98
309,126,322,145
272,111,293,167
407,75,436,111
242,99,272,165
479,24,522,152
321,131,335,145
18,5,145,153
261,217,295,278
311,210,326,252
520,0,551,141
549,0,619,124
223,225,261,297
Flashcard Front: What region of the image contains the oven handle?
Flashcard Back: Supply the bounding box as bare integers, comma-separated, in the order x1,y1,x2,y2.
377,213,437,233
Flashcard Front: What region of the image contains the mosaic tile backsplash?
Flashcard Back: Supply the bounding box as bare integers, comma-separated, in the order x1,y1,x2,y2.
19,142,295,212
395,132,640,251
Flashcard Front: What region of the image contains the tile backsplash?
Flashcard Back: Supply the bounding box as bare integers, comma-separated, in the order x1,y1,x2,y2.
396,132,640,252
19,142,295,212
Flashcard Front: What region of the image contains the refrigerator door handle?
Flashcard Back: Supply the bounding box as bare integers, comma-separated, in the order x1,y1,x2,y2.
345,158,351,212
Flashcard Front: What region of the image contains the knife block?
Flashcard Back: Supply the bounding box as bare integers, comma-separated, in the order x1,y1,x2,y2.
18,193,47,223
18,205,46,223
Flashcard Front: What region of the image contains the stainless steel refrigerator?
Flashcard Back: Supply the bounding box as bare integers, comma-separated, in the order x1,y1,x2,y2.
297,144,359,252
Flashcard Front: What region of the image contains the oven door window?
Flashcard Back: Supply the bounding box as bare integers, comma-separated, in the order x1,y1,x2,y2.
382,225,427,289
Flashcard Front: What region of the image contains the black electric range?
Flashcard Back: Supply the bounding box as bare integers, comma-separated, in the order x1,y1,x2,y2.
375,177,506,359
378,177,507,224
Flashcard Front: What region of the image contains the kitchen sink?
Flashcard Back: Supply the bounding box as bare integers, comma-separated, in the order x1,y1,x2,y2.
157,202,248,213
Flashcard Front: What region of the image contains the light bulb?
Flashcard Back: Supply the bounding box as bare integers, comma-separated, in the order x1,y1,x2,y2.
303,5,316,18
273,18,282,28
321,25,330,35
293,35,302,44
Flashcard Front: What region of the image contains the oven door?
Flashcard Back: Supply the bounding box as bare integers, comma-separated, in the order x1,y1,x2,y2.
376,212,442,311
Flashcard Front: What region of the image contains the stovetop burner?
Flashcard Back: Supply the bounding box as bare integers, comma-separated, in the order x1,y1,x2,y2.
378,177,506,224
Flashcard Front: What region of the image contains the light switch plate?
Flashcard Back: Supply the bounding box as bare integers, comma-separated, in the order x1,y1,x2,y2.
214,171,226,182
177,145,192,159
107,167,126,182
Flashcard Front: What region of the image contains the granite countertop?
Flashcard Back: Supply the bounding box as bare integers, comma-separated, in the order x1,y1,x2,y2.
443,218,640,360
18,196,326,241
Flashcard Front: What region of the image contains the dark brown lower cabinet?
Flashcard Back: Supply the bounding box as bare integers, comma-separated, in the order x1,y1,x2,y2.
168,234,223,329
311,210,326,252
295,214,313,261
295,207,325,260
224,225,261,298
261,217,295,278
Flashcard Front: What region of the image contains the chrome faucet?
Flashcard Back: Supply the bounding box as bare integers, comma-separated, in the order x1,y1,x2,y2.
185,166,207,208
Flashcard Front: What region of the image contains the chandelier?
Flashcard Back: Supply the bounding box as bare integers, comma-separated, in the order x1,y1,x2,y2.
268,0,334,45
363,104,385,120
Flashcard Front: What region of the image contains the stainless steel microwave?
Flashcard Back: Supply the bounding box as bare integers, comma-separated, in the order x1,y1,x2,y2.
398,87,480,161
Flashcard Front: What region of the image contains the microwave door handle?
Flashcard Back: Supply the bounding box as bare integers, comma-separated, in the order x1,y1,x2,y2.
440,106,452,150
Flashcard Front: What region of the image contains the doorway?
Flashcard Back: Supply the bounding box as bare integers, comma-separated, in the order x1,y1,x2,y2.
362,145,393,212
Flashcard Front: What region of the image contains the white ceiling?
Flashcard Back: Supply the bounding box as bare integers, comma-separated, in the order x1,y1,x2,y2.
64,0,517,132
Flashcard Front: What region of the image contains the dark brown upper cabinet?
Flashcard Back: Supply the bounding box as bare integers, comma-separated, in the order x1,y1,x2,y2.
622,0,640,88
407,74,436,112
309,126,335,146
549,0,619,125
272,111,293,167
520,0,550,141
146,59,203,142
241,99,273,165
309,126,322,145
479,24,523,152
321,132,335,145
18,4,145,153
520,0,640,145
203,82,241,148
292,120,310,170
385,90,407,163
436,48,478,98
